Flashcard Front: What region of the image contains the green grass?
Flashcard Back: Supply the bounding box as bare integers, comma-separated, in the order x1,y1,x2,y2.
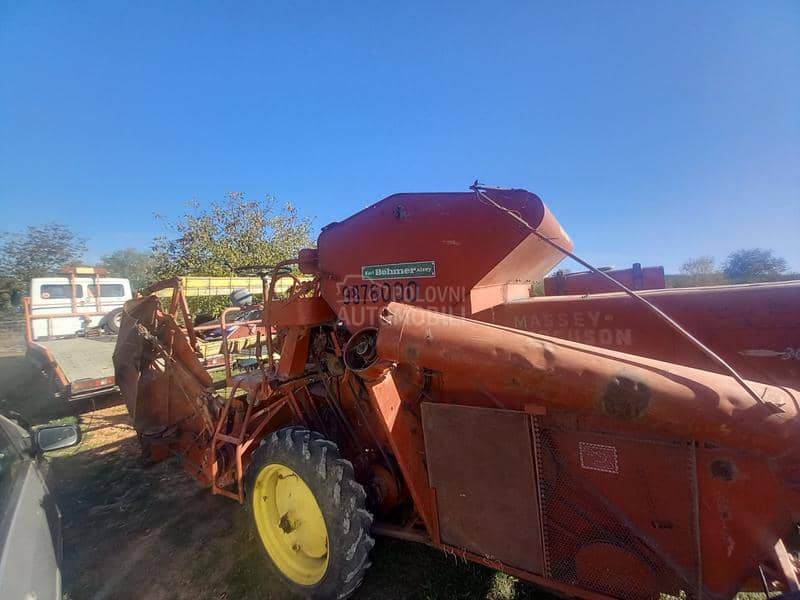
215,528,549,600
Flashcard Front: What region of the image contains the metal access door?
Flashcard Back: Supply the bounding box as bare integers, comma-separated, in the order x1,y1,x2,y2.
422,403,545,574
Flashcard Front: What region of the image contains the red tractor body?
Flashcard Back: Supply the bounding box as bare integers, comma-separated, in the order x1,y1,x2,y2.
114,186,800,599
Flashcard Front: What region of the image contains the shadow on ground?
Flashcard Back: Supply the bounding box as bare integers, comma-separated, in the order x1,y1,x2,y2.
49,406,551,600
1,353,551,599
0,354,120,425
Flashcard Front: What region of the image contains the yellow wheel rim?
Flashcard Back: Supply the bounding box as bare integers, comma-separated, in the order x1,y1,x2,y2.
252,463,329,585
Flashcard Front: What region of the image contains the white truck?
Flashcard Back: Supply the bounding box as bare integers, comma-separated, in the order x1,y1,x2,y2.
24,267,133,400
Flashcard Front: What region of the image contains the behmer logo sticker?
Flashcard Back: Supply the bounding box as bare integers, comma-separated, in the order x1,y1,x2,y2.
361,261,436,280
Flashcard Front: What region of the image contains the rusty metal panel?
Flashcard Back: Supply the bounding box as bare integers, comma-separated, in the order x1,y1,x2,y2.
312,189,571,329
422,402,544,574
543,264,666,296
533,416,700,599
475,281,800,388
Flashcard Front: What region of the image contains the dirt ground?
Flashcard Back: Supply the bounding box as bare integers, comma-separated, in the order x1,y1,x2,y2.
0,353,551,600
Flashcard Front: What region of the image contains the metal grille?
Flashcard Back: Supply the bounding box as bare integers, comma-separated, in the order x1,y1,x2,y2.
533,417,701,599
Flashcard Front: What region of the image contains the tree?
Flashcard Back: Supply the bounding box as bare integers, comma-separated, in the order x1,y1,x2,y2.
668,255,727,287
99,248,155,292
680,256,716,277
151,192,313,278
722,248,788,281
150,192,314,315
0,223,87,308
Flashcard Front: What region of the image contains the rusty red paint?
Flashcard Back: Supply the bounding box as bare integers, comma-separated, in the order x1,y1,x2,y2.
543,264,666,296
113,187,800,599
474,281,800,388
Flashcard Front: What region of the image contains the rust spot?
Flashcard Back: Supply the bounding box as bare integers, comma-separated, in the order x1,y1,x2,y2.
710,459,737,481
494,348,533,372
600,376,651,420
279,513,295,533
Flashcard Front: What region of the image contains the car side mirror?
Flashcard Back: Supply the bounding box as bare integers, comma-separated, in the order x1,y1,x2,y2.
36,424,81,452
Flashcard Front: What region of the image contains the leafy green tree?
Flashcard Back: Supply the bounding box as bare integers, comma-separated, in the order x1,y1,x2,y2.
150,192,314,315
671,255,727,287
0,276,19,313
151,192,313,277
680,256,716,277
723,248,788,282
0,223,87,309
99,248,155,292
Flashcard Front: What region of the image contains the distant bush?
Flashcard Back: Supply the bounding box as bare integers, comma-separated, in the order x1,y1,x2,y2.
667,249,796,288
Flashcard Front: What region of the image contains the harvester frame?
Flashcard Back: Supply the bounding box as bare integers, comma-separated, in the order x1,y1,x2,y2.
114,185,800,600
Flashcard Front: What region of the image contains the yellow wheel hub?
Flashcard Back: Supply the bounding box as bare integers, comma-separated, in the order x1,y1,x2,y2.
252,463,329,585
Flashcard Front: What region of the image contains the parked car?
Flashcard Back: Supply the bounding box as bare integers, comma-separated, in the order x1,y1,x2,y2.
0,414,81,599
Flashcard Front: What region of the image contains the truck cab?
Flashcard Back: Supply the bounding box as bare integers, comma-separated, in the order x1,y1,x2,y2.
23,267,133,400
28,269,132,340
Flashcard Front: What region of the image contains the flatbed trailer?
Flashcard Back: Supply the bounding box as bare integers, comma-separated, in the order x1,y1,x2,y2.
26,336,117,400
22,267,131,400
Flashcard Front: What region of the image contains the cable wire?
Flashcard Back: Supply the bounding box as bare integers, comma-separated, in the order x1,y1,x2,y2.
470,182,777,411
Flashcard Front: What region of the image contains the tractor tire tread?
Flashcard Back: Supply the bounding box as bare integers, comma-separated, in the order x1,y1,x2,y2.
245,426,374,600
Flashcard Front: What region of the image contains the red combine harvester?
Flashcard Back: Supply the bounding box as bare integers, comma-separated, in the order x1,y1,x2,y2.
114,185,800,599
542,263,666,296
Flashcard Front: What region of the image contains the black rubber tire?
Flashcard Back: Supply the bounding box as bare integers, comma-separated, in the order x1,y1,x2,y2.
245,426,375,599
102,307,124,333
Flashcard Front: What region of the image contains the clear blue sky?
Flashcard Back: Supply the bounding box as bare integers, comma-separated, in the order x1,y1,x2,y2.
1,1,798,273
